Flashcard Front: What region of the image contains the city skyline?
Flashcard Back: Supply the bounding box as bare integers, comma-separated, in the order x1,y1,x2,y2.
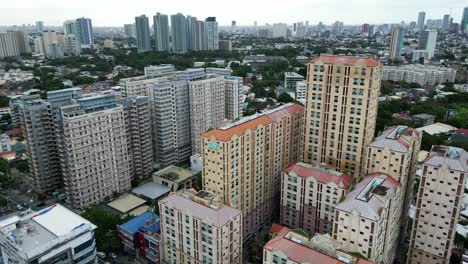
1,0,466,27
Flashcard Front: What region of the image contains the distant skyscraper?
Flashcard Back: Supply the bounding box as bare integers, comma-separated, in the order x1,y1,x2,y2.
153,13,170,51
272,23,287,38
124,23,137,38
361,23,370,33
0,31,30,58
442,14,450,31
417,11,426,32
171,13,188,52
63,20,77,36
135,15,152,53
389,26,405,60
35,21,44,32
205,17,219,50
231,20,236,32
418,29,437,58
462,7,468,33
75,17,94,48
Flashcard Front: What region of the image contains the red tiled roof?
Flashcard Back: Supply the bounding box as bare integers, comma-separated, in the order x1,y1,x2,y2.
456,128,468,135
283,162,354,190
201,104,304,142
5,128,22,136
310,55,381,67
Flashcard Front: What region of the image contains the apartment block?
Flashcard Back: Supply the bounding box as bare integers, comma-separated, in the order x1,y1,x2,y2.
0,30,30,58
120,76,168,97
118,96,154,178
303,55,382,177
333,173,401,263
263,224,374,264
158,189,242,264
382,65,456,86
202,103,304,239
0,204,97,264
407,146,467,264
281,162,354,236
366,125,421,243
59,95,132,209
189,75,226,154
224,76,243,120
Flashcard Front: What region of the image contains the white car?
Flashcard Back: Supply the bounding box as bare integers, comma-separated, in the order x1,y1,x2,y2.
109,253,117,259
97,252,106,259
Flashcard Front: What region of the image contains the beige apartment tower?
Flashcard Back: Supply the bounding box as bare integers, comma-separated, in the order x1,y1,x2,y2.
407,146,467,264
201,103,304,240
158,189,242,264
303,55,382,176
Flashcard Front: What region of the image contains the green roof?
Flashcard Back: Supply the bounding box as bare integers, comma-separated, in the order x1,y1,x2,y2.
153,165,195,183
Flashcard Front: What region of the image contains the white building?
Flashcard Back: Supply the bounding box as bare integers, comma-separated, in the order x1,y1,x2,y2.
272,23,288,38
418,29,437,58
0,134,11,152
295,80,307,104
382,65,456,86
0,31,30,58
0,204,97,264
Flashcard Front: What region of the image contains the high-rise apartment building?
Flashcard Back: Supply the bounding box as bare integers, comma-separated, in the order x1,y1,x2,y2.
280,162,354,236
153,13,170,51
171,13,188,52
35,21,44,32
303,55,382,177
63,34,81,56
202,103,304,240
333,173,401,263
442,15,450,31
366,126,421,244
224,76,243,120
135,15,152,53
418,29,437,58
124,23,137,38
461,7,468,33
75,17,94,48
205,17,219,50
389,26,405,60
417,11,426,32
272,23,288,38
189,75,226,154
34,30,79,59
117,96,154,179
158,189,242,264
0,31,30,58
63,20,78,36
59,94,132,209
407,146,467,264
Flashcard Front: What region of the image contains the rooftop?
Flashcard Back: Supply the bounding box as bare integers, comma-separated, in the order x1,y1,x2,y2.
202,103,304,142
159,190,241,227
0,204,96,259
335,173,399,221
369,125,420,153
107,194,147,214
153,165,195,183
118,212,160,236
424,145,467,172
283,162,354,190
285,72,304,78
132,181,171,200
416,122,457,135
310,55,381,67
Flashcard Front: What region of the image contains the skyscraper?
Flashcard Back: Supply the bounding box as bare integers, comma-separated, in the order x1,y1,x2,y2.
389,26,405,60
303,55,382,177
63,20,78,36
124,23,137,38
272,22,288,38
75,17,94,48
442,14,450,31
418,29,437,58
417,11,426,32
205,17,219,50
462,7,468,34
153,13,170,51
135,15,152,53
171,13,188,52
408,146,467,264
35,21,44,32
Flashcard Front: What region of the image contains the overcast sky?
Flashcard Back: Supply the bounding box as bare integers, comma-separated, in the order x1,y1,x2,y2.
1,0,466,27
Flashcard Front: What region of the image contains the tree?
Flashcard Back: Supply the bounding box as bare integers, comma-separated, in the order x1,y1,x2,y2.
277,92,294,103
266,89,277,99
0,96,9,107
16,160,29,173
0,196,7,207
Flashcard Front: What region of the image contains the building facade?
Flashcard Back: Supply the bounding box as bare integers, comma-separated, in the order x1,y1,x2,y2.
303,55,382,177
76,17,94,48
382,65,456,86
0,31,30,58
202,103,304,240
135,15,152,53
153,13,170,52
389,27,405,60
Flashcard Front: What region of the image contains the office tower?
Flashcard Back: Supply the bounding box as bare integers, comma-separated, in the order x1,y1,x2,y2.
188,75,226,154
117,96,154,179
442,15,450,31
407,146,467,264
124,23,137,38
264,225,374,264
0,204,97,264
418,29,437,58
202,103,304,240
224,76,243,120
59,94,131,209
0,31,30,58
272,23,288,38
75,17,94,48
171,13,188,52
148,79,191,166
303,55,382,177
63,20,78,35
417,11,426,32
158,189,242,264
35,21,44,32
135,15,152,53
205,17,219,50
19,99,62,193
333,173,401,263
63,34,81,56
361,23,370,33
389,26,405,60
366,126,421,244
280,162,354,236
462,7,468,33
153,13,170,51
